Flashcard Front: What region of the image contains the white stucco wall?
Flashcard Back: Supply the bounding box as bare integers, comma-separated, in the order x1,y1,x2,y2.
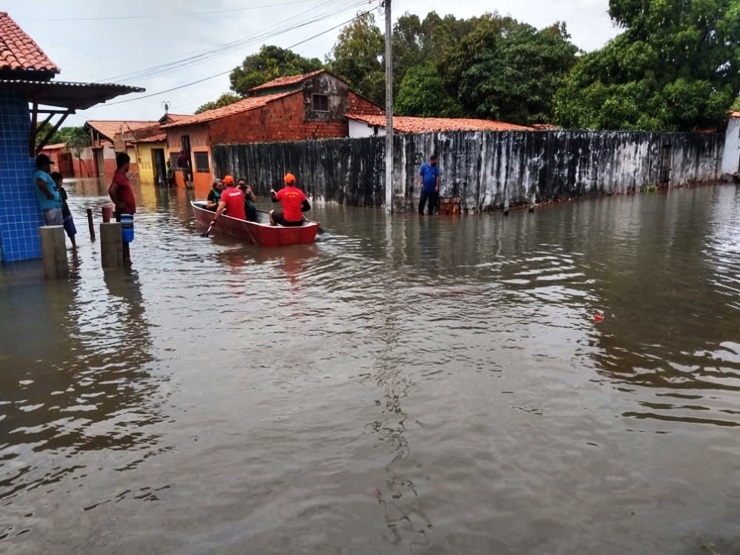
722,117,740,174
348,119,385,139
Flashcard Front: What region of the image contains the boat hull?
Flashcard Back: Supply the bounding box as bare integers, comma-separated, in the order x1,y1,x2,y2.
191,201,319,247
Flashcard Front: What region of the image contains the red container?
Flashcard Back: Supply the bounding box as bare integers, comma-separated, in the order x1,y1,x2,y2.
102,204,113,223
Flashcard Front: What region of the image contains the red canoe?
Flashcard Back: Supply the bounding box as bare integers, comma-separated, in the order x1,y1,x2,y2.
191,201,320,247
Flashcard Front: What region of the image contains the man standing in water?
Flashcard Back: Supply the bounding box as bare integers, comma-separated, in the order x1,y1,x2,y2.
108,152,136,264
418,154,440,215
33,154,63,226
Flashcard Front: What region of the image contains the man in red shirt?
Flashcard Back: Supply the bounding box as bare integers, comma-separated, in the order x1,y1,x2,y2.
269,173,310,226
108,152,136,216
108,152,136,265
212,174,246,224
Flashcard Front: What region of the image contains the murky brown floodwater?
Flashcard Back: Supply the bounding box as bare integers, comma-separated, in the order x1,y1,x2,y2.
1,180,740,554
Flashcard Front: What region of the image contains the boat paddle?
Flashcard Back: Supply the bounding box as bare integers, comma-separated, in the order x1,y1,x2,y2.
201,218,217,238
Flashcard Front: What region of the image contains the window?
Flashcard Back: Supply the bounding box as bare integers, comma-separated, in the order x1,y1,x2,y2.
194,152,210,173
180,134,191,154
312,94,329,112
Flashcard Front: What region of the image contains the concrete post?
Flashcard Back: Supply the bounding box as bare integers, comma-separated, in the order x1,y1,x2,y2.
100,222,123,269
39,225,69,279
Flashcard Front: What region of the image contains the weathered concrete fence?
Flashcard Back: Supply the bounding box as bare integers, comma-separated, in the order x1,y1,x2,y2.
212,131,725,211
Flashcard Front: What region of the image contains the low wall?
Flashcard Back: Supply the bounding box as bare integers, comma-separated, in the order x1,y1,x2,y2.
212,130,725,211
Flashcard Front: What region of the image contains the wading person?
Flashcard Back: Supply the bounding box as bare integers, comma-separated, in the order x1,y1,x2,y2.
206,178,224,211
418,154,440,215
51,172,77,249
269,173,310,226
238,178,258,222
211,175,245,225
33,154,63,226
178,150,191,187
108,152,136,265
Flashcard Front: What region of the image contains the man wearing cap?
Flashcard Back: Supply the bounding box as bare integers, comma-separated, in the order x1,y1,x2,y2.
212,174,245,225
269,173,310,226
33,154,63,226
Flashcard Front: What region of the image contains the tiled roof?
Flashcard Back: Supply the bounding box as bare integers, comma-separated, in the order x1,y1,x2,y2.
134,132,166,143
346,114,533,133
0,12,60,74
41,142,66,150
731,111,740,119
161,91,298,128
248,69,325,93
87,120,160,141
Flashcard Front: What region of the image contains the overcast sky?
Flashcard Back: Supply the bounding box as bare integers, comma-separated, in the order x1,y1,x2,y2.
5,0,620,126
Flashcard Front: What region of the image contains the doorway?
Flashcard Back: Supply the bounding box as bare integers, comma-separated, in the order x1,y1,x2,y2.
152,148,166,186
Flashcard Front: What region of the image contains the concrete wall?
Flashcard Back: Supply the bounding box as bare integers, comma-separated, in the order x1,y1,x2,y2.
721,118,740,175
212,130,726,210
0,88,44,262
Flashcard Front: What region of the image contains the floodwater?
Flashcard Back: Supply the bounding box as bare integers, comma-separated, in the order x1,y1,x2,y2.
1,181,740,554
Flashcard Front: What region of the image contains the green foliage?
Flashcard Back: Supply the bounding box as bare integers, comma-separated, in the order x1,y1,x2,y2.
732,97,740,111
326,12,385,106
396,64,462,117
555,0,740,130
229,45,323,95
451,19,578,124
44,126,90,156
196,93,242,114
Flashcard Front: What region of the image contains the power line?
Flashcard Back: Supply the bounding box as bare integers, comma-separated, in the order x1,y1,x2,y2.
92,0,369,84
99,9,374,107
29,0,320,21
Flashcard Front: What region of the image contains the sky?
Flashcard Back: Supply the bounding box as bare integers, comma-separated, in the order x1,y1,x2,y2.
5,0,621,126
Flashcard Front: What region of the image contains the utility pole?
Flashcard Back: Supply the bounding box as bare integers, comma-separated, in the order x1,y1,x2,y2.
383,0,393,214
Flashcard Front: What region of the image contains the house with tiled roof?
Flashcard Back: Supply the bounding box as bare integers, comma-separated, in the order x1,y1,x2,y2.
346,114,533,138
0,11,142,262
161,69,383,190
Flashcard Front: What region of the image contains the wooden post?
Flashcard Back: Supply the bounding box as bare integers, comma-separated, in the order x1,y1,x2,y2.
39,225,68,279
100,222,123,269
86,208,95,241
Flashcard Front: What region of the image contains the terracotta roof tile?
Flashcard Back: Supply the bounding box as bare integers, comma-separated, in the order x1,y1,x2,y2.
134,132,166,143
0,12,60,74
87,120,160,141
248,69,325,93
731,111,740,119
161,91,298,128
347,114,533,133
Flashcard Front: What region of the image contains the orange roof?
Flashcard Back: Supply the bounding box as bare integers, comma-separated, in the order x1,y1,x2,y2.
0,12,59,74
347,114,533,133
134,132,166,143
161,91,298,128
248,69,325,93
731,111,740,119
87,120,159,141
41,142,66,150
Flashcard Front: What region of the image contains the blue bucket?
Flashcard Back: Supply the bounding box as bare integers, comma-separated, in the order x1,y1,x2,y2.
120,213,134,243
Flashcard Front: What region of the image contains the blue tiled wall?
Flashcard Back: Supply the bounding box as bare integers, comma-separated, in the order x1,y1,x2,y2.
0,88,43,262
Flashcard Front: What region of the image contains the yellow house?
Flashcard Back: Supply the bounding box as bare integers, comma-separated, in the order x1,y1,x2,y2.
133,133,167,186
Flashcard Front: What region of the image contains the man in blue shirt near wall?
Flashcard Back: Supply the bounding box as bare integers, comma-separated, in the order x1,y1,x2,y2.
418,154,439,215
33,154,63,225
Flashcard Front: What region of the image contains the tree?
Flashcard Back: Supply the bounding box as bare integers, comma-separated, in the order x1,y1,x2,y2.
732,97,740,111
439,14,578,125
229,45,323,96
196,93,242,114
554,0,740,130
396,64,462,117
327,12,385,106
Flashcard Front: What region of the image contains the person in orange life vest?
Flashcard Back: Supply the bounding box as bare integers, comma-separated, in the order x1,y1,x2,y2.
269,173,310,226
211,175,245,225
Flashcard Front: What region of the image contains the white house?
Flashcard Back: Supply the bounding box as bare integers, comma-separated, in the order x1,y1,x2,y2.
722,111,740,176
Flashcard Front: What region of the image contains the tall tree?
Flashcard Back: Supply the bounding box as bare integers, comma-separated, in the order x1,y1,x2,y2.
230,45,323,96
396,64,462,117
440,14,577,125
327,12,385,106
555,0,740,130
196,93,242,114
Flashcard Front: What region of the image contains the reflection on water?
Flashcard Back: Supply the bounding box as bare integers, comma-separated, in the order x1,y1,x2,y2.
2,181,740,553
